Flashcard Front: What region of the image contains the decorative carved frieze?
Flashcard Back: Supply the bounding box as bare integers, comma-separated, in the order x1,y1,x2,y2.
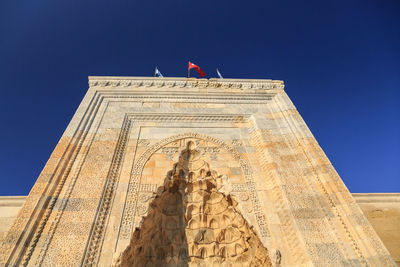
88,77,284,90
100,93,274,104
2,74,395,267
82,120,132,267
130,114,250,123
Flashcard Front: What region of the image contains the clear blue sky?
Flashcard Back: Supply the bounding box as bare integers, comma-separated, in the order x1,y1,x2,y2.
0,0,399,195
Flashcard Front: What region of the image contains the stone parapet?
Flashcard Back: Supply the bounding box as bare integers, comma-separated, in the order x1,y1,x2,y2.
0,196,26,242
88,76,285,90
353,193,400,265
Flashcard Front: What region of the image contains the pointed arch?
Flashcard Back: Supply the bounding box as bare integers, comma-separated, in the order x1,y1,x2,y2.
119,131,270,242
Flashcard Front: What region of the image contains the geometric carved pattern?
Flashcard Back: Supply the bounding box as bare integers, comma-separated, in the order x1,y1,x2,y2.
82,119,132,266
2,76,395,267
129,114,251,123
139,184,157,192
2,92,113,266
119,132,270,245
19,97,123,267
231,183,248,192
115,141,272,266
255,125,369,265
76,113,265,267
100,93,275,104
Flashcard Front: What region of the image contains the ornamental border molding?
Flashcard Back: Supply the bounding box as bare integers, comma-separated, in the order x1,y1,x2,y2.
82,118,132,267
126,114,251,123
10,93,105,267
80,114,257,267
100,93,275,103
88,77,284,90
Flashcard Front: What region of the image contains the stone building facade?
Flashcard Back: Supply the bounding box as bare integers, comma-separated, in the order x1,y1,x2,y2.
0,77,397,266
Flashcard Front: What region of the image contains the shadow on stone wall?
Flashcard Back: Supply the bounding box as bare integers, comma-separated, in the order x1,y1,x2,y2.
115,140,271,267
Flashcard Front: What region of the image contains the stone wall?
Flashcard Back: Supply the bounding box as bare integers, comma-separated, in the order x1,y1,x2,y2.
353,193,400,265
0,77,395,266
1,194,398,264
0,196,25,241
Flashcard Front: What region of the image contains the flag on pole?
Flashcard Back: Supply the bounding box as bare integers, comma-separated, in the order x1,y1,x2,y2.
188,61,206,78
216,68,223,79
155,67,163,77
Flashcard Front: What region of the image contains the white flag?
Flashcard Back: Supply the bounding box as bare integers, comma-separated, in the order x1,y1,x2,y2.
216,68,223,79
155,67,163,77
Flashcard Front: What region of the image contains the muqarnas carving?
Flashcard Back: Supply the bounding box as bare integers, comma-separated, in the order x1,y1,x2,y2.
116,141,272,267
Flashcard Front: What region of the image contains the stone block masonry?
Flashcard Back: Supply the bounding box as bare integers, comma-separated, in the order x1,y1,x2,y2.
0,77,396,266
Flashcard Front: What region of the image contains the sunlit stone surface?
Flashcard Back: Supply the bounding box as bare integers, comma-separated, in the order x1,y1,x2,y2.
0,77,396,266
115,141,272,266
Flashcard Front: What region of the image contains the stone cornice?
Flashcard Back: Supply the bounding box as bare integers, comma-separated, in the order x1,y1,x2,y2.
88,76,284,90
0,196,26,207
352,193,400,203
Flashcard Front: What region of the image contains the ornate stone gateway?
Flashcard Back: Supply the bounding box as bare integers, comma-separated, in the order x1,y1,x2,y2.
0,77,395,266
115,141,271,266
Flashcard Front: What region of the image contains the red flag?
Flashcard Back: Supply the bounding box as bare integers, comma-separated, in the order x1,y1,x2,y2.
188,61,206,77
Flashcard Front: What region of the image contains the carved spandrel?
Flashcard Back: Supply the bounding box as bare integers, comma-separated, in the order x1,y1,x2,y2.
137,139,150,147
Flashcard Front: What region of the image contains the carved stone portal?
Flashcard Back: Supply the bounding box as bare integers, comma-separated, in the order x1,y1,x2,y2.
115,141,272,267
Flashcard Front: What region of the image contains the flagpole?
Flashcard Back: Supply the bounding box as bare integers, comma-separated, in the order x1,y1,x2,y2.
188,62,190,78
154,66,157,78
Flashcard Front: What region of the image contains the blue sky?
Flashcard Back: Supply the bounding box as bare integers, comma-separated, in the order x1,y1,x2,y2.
0,0,399,195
